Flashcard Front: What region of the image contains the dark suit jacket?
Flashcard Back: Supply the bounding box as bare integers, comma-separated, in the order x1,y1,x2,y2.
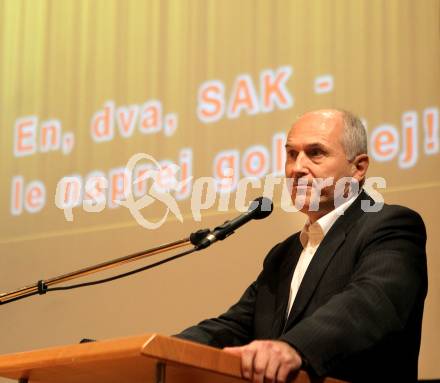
177,192,428,382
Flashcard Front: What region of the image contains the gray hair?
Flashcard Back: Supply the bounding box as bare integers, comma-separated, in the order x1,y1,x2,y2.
339,109,368,161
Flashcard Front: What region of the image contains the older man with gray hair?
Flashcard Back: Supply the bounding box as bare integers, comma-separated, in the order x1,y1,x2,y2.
177,109,427,383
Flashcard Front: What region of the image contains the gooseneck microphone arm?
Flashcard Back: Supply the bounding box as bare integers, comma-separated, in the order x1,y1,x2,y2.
0,197,273,305
193,196,273,249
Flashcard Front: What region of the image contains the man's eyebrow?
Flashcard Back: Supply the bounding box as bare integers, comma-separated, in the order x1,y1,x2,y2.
305,143,328,150
285,143,328,150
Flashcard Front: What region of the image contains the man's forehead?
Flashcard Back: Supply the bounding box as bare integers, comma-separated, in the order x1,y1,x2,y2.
288,110,343,138
285,135,333,150
294,109,342,126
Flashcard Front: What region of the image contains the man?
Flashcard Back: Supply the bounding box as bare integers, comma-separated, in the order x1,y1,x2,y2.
177,109,427,382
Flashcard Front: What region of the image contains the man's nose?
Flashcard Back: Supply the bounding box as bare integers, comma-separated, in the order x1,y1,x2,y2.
293,151,309,175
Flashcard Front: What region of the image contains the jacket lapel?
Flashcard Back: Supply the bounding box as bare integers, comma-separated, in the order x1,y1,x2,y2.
270,235,303,338
283,191,370,330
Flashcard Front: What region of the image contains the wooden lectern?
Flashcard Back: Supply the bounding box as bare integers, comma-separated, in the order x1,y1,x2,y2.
0,333,345,383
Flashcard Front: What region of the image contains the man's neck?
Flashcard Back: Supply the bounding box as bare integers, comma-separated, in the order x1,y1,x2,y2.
306,209,332,224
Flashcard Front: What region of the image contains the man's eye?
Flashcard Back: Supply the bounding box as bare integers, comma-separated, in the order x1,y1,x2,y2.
309,149,324,157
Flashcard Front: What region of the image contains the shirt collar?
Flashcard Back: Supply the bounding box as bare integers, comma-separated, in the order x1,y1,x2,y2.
299,191,360,248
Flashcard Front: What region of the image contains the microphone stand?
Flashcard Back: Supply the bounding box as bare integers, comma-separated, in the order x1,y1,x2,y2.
0,196,272,305
0,236,199,305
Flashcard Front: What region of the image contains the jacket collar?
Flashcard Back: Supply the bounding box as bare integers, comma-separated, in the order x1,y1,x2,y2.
282,190,372,331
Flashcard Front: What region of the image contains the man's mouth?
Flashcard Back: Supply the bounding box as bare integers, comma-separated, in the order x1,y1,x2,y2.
291,179,313,187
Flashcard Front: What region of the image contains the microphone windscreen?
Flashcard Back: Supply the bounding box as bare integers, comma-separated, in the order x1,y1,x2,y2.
248,197,273,220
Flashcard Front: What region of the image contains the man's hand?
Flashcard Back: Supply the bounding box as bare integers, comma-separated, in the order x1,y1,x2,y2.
223,340,302,383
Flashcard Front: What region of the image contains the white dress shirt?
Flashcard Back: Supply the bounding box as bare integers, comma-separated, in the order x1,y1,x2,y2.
286,193,359,317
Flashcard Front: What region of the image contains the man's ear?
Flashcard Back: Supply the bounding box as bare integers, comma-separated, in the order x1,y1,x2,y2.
352,154,369,183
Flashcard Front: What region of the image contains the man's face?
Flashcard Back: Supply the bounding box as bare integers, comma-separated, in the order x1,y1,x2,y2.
285,110,356,218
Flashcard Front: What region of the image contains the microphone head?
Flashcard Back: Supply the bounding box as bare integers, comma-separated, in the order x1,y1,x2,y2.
248,197,273,220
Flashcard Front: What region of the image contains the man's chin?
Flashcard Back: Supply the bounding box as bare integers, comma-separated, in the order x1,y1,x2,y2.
290,195,334,214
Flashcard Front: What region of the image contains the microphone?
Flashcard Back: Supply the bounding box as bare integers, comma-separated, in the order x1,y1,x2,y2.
192,197,273,250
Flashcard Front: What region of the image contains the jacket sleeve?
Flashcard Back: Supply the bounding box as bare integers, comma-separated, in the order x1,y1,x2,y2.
175,279,258,348
175,242,285,348
278,207,428,376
